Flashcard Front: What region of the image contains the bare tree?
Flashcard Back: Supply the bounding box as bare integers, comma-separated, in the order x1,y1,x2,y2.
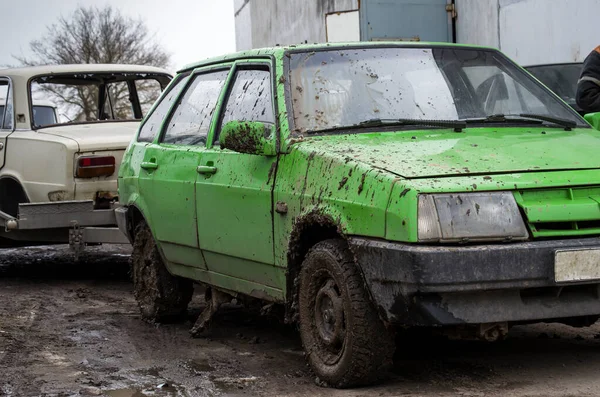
16,6,170,121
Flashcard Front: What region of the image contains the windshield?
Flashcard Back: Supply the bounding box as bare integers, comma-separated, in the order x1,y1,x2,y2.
30,72,171,128
525,63,582,108
32,105,57,127
288,47,586,134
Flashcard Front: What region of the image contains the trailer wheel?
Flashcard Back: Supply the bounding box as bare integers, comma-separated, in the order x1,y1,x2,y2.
298,239,395,388
131,221,193,322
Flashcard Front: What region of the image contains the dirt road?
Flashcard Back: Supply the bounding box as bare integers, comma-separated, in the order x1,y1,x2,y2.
1,245,600,397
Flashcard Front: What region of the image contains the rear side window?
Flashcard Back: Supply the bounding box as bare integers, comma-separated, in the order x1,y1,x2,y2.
0,80,13,130
216,68,274,144
162,70,229,146
138,75,190,143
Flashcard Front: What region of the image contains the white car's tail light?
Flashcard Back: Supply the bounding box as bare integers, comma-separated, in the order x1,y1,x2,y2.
76,156,116,178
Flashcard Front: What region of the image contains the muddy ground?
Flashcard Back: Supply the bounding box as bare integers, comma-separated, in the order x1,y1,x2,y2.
1,245,600,396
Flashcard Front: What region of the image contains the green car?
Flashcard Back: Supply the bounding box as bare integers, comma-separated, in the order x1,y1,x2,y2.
117,42,600,388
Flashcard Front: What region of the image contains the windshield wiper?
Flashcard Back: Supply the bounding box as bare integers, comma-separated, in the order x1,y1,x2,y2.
519,114,577,130
357,118,466,132
464,114,576,131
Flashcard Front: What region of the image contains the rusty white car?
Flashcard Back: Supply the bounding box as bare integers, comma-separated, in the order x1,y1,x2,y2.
0,64,172,218
0,64,171,248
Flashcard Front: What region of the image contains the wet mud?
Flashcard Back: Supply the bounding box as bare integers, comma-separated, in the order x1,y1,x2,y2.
2,245,600,396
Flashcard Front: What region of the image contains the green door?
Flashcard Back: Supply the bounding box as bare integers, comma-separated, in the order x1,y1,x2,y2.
195,63,282,296
142,67,230,269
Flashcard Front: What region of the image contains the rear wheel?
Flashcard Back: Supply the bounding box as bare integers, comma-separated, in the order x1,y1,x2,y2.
131,221,193,322
298,239,395,388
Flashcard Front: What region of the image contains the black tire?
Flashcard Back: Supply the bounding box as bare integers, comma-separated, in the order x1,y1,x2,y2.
131,221,193,322
298,239,395,388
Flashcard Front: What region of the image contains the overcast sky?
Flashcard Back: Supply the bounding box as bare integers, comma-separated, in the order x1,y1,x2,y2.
1,0,236,73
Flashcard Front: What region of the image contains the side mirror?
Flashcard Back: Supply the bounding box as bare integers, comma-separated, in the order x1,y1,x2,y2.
220,121,277,156
584,112,600,130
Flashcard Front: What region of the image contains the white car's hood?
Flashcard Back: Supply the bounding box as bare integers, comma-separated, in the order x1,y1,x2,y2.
37,122,138,152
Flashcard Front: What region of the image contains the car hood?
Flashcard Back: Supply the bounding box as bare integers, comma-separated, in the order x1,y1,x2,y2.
37,122,138,152
294,127,600,178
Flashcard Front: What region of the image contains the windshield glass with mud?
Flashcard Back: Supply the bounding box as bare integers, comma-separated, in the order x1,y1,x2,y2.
30,72,171,128
288,47,586,134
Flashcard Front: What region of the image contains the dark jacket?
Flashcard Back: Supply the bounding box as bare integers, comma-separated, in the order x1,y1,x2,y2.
577,46,600,113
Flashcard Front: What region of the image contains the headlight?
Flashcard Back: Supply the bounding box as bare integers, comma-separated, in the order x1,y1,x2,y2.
418,192,528,243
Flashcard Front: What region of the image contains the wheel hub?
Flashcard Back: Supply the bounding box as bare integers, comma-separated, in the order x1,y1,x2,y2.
315,279,345,349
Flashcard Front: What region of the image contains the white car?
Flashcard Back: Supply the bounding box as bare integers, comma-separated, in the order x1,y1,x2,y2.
0,64,172,219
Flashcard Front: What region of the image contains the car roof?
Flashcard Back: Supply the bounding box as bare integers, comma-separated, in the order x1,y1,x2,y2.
177,41,498,73
0,64,172,78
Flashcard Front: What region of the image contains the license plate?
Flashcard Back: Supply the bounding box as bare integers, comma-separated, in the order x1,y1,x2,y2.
555,249,600,283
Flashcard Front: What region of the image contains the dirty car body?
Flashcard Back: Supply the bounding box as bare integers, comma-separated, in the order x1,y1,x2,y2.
0,65,171,246
118,42,600,386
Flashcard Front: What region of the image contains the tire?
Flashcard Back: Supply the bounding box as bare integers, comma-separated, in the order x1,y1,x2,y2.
298,239,395,388
131,221,193,322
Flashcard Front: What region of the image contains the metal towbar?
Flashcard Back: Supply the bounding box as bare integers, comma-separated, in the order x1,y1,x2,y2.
0,200,129,255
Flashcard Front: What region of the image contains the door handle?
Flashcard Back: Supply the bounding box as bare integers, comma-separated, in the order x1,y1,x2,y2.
140,161,158,170
197,165,217,175
0,142,4,150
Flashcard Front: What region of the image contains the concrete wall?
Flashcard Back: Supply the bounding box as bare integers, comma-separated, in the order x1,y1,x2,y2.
456,0,600,65
455,0,500,48
234,0,253,52
498,0,599,65
235,0,359,51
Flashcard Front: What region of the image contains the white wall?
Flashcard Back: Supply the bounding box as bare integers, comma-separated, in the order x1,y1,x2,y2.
455,0,500,48
234,0,253,51
456,0,600,65
499,0,600,65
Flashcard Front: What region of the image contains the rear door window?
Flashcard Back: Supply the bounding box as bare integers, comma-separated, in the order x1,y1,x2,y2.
138,74,190,143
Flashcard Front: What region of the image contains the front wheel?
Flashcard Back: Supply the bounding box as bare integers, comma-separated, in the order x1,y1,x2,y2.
131,221,193,322
298,239,395,388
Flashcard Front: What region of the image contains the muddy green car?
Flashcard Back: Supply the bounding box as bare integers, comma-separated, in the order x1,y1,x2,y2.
117,42,600,387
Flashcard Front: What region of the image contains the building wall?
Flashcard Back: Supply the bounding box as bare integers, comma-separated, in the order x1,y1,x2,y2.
498,0,599,65
236,0,600,65
455,0,500,49
235,0,358,50
456,0,600,65
234,0,253,52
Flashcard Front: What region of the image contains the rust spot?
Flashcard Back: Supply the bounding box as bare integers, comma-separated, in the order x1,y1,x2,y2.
399,188,411,198
483,176,492,180
278,75,286,84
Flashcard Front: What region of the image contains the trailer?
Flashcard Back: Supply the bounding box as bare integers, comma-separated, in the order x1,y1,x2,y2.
0,201,129,257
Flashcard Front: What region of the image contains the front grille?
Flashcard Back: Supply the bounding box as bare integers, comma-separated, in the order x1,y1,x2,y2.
515,186,600,238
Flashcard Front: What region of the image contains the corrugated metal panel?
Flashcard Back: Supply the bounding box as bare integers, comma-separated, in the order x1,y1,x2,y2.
359,0,453,42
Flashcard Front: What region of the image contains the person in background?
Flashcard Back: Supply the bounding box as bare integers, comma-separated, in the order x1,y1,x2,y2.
577,46,600,113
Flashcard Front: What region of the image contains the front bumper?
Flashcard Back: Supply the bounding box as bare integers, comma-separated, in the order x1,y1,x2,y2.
350,237,600,326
